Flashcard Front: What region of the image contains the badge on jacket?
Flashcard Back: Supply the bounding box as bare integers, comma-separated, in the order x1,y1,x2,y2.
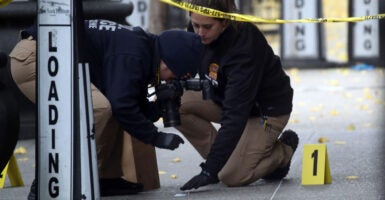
206,63,219,87
208,63,218,80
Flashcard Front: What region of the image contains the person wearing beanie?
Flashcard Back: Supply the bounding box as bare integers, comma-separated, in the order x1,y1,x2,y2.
9,19,203,198
158,30,203,78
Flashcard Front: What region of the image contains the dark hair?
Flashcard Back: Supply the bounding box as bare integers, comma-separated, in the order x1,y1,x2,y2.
188,0,239,30
189,0,237,13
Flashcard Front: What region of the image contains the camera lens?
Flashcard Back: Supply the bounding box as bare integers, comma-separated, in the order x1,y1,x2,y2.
162,100,181,127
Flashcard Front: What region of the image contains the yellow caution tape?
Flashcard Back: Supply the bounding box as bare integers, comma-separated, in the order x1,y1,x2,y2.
161,0,385,23
0,0,12,8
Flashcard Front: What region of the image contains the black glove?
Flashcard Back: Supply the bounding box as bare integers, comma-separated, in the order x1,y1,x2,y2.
152,132,184,150
180,163,219,191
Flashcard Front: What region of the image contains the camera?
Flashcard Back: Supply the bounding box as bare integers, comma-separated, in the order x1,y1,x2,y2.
156,78,213,127
179,79,213,100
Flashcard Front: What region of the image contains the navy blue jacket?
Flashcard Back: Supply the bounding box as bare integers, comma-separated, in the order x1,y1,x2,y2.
21,20,161,144
84,19,160,144
199,22,294,175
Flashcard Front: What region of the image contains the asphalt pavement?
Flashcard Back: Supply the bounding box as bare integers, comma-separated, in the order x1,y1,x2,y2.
1,66,384,200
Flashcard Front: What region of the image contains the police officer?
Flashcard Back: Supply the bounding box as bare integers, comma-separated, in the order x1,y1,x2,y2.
176,0,299,190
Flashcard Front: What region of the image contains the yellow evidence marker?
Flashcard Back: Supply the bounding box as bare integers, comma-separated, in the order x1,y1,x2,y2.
0,155,24,188
0,0,12,8
301,144,332,185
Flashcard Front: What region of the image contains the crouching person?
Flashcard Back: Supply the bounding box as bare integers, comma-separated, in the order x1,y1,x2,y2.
9,19,203,197
176,0,299,191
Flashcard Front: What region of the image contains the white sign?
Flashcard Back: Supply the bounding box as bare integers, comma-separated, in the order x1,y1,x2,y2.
126,0,150,29
37,27,74,199
352,0,380,58
282,0,321,59
38,0,74,199
38,0,100,199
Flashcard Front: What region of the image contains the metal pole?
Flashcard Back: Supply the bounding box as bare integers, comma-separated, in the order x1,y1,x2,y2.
37,0,100,199
75,0,100,199
37,0,76,198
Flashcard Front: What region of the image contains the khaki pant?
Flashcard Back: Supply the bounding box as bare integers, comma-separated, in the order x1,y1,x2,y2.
9,38,136,181
176,91,293,186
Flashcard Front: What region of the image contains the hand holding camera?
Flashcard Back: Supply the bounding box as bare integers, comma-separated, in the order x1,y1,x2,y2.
156,80,183,127
155,78,213,127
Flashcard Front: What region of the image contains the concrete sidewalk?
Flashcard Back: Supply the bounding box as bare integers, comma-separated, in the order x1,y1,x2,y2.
1,67,384,200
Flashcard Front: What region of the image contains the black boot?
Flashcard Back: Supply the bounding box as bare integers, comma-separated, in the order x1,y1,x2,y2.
28,177,144,198
99,178,144,196
263,130,299,180
27,179,37,200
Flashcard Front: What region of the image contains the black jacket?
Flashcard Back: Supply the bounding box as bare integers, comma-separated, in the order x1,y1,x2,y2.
85,19,160,144
199,22,294,175
20,20,160,144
